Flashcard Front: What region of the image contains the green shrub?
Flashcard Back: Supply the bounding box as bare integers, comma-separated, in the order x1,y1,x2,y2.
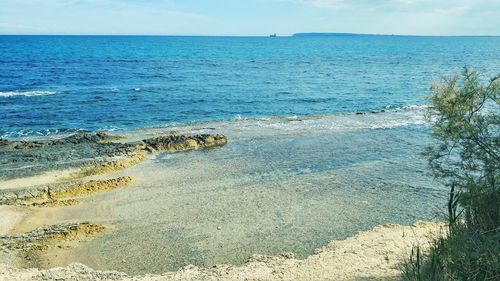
402,68,500,281
403,224,500,281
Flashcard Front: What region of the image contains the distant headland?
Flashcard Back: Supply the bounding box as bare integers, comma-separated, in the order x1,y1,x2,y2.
293,33,390,37
292,32,498,37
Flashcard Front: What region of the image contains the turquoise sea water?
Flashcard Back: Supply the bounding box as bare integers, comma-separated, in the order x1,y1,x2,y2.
1,35,499,138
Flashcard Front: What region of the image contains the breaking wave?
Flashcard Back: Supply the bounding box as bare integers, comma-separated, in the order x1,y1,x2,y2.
0,90,57,97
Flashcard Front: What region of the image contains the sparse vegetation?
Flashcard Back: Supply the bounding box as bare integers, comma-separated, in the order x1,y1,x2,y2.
402,68,500,281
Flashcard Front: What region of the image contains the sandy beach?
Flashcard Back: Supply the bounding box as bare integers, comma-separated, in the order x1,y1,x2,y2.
0,117,446,280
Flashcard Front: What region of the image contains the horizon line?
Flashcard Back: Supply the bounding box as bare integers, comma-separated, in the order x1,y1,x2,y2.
0,32,499,37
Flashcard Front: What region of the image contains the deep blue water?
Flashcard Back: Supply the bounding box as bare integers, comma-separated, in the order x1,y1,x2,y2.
1,35,499,138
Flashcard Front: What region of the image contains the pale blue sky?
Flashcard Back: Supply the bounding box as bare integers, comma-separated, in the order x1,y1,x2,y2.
1,0,499,35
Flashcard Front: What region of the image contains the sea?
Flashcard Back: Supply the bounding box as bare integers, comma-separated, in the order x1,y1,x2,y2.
1,35,499,138
1,35,499,274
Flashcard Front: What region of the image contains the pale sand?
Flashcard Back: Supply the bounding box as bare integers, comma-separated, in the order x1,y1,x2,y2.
0,206,26,266
0,169,79,191
0,221,444,281
0,206,25,235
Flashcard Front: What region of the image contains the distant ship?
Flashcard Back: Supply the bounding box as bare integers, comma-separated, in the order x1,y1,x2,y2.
270,33,277,37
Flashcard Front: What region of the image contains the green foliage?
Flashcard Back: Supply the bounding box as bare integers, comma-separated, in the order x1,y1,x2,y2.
402,224,500,281
402,68,500,281
424,67,499,230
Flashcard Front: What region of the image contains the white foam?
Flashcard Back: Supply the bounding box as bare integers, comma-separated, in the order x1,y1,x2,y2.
0,90,57,97
401,104,429,110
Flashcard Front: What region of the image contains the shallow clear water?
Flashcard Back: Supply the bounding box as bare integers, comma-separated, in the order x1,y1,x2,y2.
31,110,447,274
1,35,499,138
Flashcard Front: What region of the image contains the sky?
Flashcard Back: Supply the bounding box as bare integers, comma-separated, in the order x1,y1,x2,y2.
0,0,499,36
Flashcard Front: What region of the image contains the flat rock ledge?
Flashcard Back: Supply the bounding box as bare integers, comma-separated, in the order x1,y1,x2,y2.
0,132,122,151
0,132,228,205
0,222,105,252
0,177,133,206
0,222,107,271
142,134,228,153
0,132,228,153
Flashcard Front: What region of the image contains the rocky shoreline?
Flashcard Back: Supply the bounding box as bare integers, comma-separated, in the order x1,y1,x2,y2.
0,222,445,281
0,132,227,204
0,130,444,280
0,131,228,275
0,222,107,271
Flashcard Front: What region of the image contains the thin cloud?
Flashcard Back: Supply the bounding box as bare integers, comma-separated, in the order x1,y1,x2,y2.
1,0,499,35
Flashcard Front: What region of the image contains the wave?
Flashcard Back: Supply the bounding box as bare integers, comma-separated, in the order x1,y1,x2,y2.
0,90,57,97
130,104,430,141
0,126,121,140
1,104,429,140
400,104,429,110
